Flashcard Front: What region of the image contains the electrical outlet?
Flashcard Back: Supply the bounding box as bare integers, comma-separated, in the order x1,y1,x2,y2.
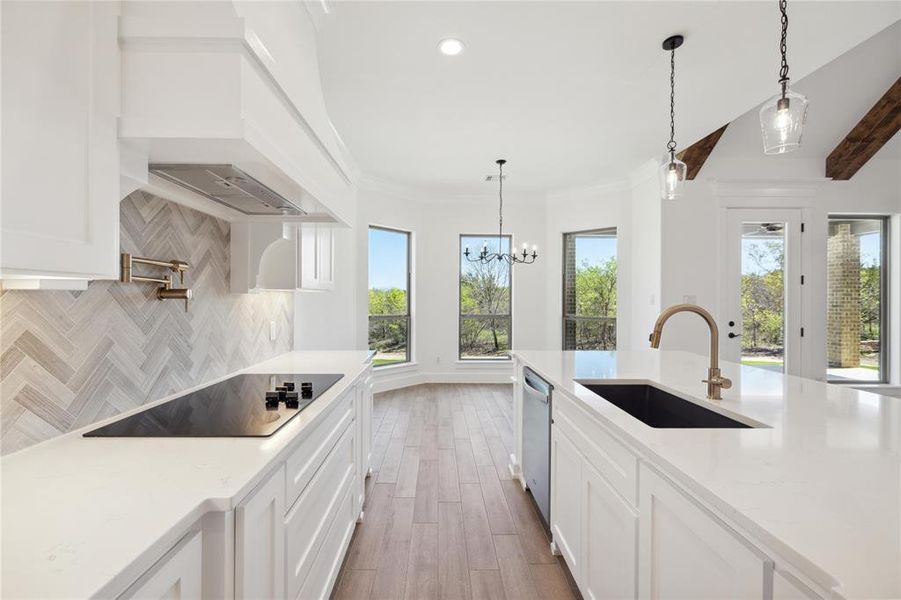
269,321,277,341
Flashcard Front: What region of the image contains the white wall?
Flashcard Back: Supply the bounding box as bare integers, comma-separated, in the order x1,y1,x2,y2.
656,147,900,382
543,182,628,350
355,184,548,391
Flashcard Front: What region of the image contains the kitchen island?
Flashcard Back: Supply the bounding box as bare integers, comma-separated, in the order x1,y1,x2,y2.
511,350,900,600
1,351,373,599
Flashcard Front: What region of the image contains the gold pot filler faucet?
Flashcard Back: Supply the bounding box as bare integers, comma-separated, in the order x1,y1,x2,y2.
120,253,193,312
649,304,732,400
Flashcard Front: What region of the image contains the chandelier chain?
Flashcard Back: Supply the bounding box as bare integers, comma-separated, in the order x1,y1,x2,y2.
667,46,677,154
497,161,504,245
779,0,790,93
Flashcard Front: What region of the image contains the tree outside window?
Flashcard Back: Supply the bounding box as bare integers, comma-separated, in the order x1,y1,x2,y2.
460,235,512,359
563,229,617,350
368,227,411,367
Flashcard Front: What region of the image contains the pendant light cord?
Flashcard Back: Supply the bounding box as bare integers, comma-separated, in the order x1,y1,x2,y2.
779,0,790,96
667,46,677,157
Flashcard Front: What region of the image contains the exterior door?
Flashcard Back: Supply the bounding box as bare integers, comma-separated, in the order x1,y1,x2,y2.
722,209,803,376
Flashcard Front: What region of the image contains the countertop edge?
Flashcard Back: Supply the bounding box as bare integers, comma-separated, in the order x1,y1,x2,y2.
512,351,846,599
1,350,373,600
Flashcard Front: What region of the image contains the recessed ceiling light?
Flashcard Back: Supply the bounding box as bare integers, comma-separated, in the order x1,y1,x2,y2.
438,38,465,56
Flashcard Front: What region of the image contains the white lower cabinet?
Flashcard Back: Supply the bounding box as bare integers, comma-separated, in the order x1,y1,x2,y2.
553,417,638,600
638,465,773,600
113,371,373,600
236,465,286,600
582,459,638,600
551,424,583,580
284,423,355,600
119,531,203,599
549,390,782,600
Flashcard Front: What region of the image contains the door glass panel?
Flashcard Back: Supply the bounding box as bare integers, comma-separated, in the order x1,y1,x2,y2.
740,222,786,373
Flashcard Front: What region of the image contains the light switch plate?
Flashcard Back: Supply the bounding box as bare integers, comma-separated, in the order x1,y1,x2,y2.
269,321,277,341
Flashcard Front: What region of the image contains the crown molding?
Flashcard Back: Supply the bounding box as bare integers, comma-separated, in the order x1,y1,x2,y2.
357,175,545,206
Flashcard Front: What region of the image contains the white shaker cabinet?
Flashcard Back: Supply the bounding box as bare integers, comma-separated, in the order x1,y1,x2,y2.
550,425,582,580
638,465,772,600
582,459,638,600
552,411,638,600
119,531,203,600
231,223,336,293
0,0,121,284
299,224,336,291
235,465,286,600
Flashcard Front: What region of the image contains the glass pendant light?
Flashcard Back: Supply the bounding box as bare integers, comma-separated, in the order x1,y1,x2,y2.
759,0,808,154
659,35,687,200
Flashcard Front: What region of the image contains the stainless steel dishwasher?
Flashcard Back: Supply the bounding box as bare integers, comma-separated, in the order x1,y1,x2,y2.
522,367,552,530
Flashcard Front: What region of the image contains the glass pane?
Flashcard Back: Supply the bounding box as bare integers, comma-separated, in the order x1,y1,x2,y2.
563,229,617,351
368,316,409,367
827,218,884,382
460,236,511,316
369,228,408,316
369,227,410,366
740,222,785,373
460,317,511,359
565,318,616,350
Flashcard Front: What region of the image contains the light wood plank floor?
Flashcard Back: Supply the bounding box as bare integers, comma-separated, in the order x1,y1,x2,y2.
333,384,579,600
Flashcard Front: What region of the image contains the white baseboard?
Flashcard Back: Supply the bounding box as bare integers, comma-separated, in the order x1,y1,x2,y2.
372,366,514,394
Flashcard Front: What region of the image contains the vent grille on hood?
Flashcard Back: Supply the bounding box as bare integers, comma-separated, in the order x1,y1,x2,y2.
149,164,306,216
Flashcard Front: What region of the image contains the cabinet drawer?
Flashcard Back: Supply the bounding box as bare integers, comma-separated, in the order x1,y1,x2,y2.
555,395,638,506
296,480,356,600
285,391,353,509
284,421,355,600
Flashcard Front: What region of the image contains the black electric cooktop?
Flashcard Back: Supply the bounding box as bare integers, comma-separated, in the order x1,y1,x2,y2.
84,373,344,438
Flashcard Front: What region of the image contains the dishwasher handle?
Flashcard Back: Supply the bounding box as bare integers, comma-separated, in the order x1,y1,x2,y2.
523,368,552,399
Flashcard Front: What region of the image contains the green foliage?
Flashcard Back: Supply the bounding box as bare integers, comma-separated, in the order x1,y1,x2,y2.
575,258,617,317
860,264,881,341
369,287,407,315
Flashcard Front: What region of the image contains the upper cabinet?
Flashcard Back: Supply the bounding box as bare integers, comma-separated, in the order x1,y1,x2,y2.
0,1,122,283
231,222,337,293
1,0,355,289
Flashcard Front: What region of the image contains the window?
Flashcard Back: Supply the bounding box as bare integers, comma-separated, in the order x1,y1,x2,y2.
563,228,617,350
368,226,411,367
459,235,512,360
827,216,889,383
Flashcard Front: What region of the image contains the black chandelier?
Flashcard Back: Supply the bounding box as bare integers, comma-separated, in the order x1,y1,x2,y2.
463,159,538,265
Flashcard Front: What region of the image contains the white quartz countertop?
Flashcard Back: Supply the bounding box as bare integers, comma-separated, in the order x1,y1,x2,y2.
0,350,372,600
513,350,901,600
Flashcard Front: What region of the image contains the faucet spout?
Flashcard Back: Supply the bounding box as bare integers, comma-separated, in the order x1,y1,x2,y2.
649,303,732,399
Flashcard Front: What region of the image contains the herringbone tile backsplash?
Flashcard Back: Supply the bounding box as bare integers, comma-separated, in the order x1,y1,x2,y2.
0,192,294,455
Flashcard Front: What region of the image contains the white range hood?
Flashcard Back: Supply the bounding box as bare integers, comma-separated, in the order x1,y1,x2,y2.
118,1,356,225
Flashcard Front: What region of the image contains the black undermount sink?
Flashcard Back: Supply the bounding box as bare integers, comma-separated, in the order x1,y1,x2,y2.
580,384,751,429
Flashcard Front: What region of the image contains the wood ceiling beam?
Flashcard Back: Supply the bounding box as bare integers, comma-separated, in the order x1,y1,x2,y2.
826,77,901,180
677,124,728,180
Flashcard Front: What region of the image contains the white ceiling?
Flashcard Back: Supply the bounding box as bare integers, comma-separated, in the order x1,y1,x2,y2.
713,20,901,162
316,1,900,194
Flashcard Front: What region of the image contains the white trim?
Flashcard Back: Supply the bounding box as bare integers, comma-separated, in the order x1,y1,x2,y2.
372,369,514,394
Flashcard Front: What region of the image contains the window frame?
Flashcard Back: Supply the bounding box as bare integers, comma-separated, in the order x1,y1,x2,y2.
458,234,513,361
826,214,890,384
368,225,412,368
562,227,618,351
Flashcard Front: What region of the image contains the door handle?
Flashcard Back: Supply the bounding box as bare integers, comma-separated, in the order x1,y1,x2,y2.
728,332,741,339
